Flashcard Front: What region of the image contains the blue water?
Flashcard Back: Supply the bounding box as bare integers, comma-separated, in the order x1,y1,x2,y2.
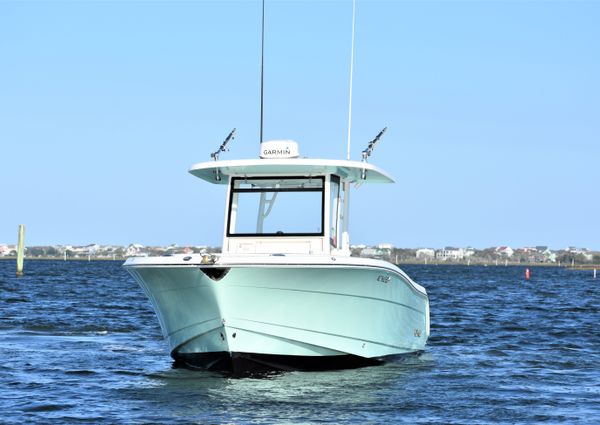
1,261,598,424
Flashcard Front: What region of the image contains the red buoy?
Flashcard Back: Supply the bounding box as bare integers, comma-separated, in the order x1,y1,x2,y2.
525,268,530,280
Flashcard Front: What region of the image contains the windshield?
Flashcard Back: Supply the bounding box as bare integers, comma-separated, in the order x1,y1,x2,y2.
227,177,324,236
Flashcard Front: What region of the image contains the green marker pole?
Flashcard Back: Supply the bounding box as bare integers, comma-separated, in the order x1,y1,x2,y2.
16,224,25,277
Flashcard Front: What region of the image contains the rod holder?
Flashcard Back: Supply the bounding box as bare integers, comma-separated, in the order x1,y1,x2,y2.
361,127,387,179
211,128,237,162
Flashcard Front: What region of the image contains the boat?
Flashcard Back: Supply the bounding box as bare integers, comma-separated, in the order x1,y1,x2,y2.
124,1,429,374
124,137,430,374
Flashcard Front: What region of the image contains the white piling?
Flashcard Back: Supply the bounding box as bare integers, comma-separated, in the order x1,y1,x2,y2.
64,251,67,261
594,269,597,279
16,224,25,277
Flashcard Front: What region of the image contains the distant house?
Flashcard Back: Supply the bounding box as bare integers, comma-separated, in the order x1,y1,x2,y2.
566,247,593,261
521,247,538,253
360,246,391,259
377,243,394,250
126,244,147,257
360,247,378,257
85,244,100,254
71,246,91,255
416,248,435,259
495,246,514,258
0,245,10,256
543,249,557,262
436,248,465,261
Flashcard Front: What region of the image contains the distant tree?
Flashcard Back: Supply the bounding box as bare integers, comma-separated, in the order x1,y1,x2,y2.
392,248,417,263
27,247,46,257
556,252,589,265
479,248,498,261
46,247,60,257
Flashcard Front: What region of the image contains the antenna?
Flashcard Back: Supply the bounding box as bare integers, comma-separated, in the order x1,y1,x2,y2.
211,128,236,161
260,0,265,144
361,127,387,162
346,0,356,160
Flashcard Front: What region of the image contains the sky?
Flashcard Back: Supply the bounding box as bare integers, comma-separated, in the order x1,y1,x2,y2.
1,0,599,250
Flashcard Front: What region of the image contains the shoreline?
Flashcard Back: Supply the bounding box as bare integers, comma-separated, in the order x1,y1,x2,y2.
1,256,598,269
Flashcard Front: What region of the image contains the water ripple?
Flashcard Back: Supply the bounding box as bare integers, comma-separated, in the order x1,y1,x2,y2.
0,261,598,423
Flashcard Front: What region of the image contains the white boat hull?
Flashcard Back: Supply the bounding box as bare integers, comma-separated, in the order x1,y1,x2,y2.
125,257,429,373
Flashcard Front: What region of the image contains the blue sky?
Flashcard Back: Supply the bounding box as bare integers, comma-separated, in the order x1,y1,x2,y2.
1,1,598,250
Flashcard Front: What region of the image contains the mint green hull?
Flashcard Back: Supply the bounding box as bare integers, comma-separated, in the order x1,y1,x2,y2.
126,263,429,361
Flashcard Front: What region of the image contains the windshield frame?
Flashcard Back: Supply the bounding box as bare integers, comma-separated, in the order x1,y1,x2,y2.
226,176,326,237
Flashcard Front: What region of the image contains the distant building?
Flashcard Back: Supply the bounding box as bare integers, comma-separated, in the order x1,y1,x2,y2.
0,245,10,256
360,246,391,259
566,246,589,253
86,244,100,254
565,247,593,261
126,244,146,257
377,243,394,250
360,247,379,257
436,248,465,261
416,248,435,259
543,249,557,262
495,246,514,258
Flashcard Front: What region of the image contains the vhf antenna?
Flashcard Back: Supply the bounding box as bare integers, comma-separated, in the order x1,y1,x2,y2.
211,128,236,161
346,0,356,160
259,0,265,144
360,127,387,180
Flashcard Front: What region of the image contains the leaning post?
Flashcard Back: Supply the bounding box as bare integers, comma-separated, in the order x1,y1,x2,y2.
16,224,25,277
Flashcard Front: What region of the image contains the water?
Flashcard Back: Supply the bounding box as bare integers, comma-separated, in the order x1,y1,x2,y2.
1,261,598,424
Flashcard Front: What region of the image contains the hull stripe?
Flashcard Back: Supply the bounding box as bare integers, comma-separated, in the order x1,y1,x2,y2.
226,284,424,314
229,317,417,352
